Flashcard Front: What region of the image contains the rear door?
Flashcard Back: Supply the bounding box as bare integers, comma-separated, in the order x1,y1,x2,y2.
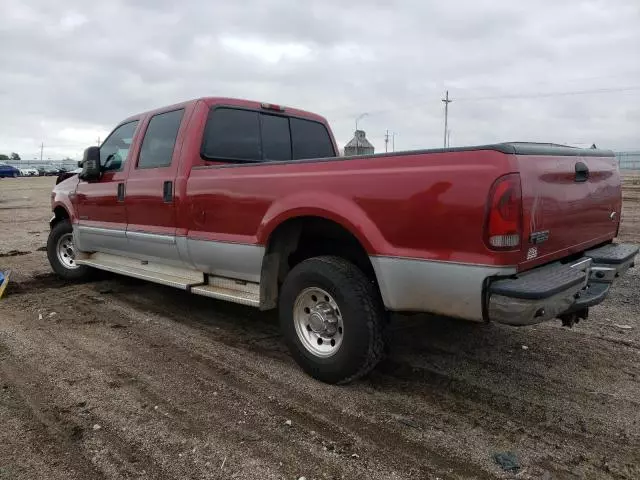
124,107,191,266
517,151,621,269
75,120,140,254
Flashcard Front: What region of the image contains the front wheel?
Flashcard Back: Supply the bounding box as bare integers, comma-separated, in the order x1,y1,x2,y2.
279,256,386,384
47,220,92,280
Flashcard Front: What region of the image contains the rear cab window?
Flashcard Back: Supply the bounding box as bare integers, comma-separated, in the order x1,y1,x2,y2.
201,107,335,163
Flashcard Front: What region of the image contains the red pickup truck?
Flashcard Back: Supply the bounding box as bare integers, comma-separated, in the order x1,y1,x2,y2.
48,97,637,383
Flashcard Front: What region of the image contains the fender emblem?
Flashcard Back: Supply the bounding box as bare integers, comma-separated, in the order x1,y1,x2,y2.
529,230,549,244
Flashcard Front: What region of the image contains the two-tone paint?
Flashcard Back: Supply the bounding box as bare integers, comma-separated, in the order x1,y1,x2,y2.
51,97,623,322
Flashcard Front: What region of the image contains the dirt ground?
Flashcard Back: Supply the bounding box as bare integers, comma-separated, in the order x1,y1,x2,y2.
0,176,639,480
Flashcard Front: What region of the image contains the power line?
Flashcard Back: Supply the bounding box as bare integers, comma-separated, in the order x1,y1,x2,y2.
328,85,640,120
455,85,640,102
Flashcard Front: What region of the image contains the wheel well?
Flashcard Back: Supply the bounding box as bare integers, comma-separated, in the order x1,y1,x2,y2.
50,206,70,229
260,216,377,310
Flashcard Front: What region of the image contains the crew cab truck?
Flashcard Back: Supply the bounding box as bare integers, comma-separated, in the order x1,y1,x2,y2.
48,97,638,384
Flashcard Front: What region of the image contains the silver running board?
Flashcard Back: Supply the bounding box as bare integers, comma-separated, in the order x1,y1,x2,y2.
76,252,260,307
76,252,204,289
192,276,260,307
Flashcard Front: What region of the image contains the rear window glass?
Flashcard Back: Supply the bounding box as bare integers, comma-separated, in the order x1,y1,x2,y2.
202,108,261,161
261,114,292,161
290,118,335,160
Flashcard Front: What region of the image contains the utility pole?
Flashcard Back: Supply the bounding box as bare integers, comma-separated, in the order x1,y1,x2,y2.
447,129,451,148
385,130,397,153
40,142,43,162
442,90,452,148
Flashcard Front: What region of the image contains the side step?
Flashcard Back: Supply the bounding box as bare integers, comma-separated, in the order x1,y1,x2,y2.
192,277,260,307
76,253,204,289
76,252,261,307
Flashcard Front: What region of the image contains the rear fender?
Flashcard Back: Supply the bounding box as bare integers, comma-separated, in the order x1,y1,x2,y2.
257,191,389,254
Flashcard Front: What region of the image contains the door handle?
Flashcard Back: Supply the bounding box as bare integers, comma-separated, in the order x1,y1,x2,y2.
575,162,589,183
163,181,173,203
117,183,125,201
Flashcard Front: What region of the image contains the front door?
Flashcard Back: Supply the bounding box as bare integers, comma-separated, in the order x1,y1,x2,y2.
124,108,188,266
75,120,140,254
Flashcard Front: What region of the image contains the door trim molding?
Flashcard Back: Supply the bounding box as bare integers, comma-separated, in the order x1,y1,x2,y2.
127,230,176,245
77,225,126,238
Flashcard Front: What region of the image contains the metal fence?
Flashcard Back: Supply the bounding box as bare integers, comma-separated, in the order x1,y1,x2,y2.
616,151,640,170
4,160,79,170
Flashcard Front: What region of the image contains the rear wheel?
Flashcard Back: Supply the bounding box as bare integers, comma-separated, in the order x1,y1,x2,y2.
47,220,91,280
279,256,386,384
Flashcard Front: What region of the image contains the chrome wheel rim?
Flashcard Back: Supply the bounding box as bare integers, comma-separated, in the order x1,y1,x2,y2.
56,233,78,269
293,287,344,358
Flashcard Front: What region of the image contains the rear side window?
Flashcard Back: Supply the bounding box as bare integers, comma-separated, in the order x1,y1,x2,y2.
138,109,184,169
202,108,261,161
261,114,291,161
290,118,335,160
201,107,335,163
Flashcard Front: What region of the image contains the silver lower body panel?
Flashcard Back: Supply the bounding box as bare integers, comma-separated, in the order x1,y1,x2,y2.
370,256,515,322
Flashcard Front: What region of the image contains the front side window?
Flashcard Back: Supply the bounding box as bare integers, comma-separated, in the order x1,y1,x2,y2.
202,108,261,161
138,109,184,169
100,121,139,172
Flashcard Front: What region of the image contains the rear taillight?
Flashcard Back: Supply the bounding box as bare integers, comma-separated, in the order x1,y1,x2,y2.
485,174,522,250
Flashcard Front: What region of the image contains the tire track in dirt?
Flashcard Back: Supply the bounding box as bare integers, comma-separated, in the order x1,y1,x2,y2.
2,255,639,478
1,281,495,479
104,281,640,479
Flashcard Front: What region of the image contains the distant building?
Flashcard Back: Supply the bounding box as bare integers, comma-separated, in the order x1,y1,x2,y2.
344,130,375,156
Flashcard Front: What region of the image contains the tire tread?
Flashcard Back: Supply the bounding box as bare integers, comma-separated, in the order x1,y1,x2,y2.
280,255,386,384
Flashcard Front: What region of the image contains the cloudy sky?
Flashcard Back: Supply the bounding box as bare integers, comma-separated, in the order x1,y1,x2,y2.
1,0,639,160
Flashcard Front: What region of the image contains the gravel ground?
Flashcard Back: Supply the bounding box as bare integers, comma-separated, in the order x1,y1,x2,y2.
0,176,639,480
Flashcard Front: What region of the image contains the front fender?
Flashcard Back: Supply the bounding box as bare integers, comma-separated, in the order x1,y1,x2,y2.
256,191,390,254
50,177,79,227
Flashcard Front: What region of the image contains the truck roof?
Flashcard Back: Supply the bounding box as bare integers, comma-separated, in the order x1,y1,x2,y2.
120,97,329,126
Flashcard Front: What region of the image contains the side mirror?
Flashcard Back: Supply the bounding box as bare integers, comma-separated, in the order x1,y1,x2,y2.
79,146,101,182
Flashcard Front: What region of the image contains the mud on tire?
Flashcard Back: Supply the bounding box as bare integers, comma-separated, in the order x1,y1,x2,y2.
47,220,92,281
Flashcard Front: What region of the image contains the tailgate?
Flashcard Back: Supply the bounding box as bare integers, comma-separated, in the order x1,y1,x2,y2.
515,148,621,270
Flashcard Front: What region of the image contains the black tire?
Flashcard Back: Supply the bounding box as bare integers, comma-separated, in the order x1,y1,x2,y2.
47,220,92,281
279,256,386,384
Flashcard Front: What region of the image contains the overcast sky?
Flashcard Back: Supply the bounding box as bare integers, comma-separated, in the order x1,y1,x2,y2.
1,0,639,160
